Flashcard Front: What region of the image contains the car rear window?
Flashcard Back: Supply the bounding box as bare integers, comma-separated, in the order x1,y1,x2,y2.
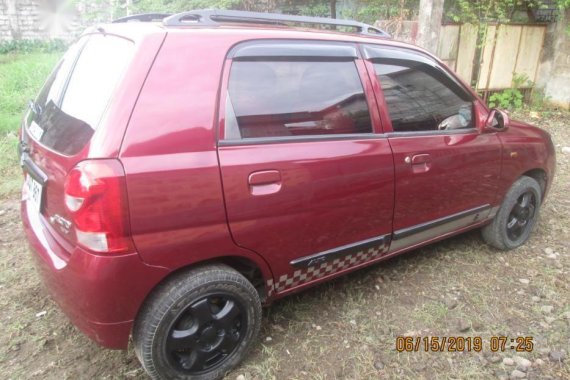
225,60,372,139
30,34,134,155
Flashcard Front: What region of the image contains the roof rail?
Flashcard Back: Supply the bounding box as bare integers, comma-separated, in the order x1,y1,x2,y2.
113,13,171,23
162,9,391,38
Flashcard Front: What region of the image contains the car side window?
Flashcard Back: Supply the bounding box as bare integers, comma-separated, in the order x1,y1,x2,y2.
225,60,372,139
373,61,474,132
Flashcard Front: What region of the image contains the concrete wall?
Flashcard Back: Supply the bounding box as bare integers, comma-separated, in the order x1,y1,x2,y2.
1,0,39,40
536,9,570,109
0,0,84,41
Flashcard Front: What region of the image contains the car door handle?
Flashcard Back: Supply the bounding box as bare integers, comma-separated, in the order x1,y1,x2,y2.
411,154,431,164
248,170,282,195
406,154,432,173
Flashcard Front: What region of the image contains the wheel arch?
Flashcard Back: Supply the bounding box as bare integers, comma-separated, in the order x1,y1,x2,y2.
132,254,264,379
132,252,274,330
521,168,547,202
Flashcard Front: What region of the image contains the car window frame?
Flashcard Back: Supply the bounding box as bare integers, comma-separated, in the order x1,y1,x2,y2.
361,43,480,136
217,39,385,146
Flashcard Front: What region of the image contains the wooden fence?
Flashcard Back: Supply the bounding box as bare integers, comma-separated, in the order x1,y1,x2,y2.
436,23,546,94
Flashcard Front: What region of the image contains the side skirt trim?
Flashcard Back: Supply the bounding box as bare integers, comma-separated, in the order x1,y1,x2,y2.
269,205,493,297
393,204,491,240
290,234,391,268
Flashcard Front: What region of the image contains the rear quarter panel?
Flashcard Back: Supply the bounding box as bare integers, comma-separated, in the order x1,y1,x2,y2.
86,27,168,158
119,32,274,282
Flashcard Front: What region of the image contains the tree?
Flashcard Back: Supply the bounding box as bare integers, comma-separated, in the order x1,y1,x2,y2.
341,0,419,23
131,0,242,13
417,0,444,53
74,0,276,20
445,0,569,24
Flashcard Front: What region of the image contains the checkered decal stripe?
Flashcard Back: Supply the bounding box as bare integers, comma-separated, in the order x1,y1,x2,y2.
266,241,389,297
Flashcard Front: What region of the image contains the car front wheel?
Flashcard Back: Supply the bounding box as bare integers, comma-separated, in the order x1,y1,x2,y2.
482,175,542,250
133,264,262,380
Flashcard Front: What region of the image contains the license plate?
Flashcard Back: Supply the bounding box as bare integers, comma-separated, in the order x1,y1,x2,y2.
25,174,44,213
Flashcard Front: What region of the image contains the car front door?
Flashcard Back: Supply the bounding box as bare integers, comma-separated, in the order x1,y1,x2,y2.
363,44,502,252
217,41,394,296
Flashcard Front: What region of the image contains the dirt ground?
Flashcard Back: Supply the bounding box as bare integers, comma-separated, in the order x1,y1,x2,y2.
0,110,569,380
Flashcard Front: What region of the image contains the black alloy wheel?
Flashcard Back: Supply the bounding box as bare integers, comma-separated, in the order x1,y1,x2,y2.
166,294,246,374
506,191,537,241
482,175,542,250
134,264,262,380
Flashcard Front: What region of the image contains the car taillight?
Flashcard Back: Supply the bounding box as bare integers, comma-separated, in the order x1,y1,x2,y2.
64,159,134,254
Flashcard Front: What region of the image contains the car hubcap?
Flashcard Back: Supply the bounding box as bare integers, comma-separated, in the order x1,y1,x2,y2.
506,191,536,241
166,295,246,373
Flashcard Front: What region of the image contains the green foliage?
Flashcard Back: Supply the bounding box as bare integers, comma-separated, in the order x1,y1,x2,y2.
489,89,524,109
0,53,62,134
125,0,420,23
0,40,68,55
0,134,20,196
340,0,419,23
70,0,423,24
445,0,568,24
131,0,242,13
488,73,532,109
298,3,330,18
0,53,62,195
69,0,569,24
512,72,533,88
73,0,276,23
529,88,552,109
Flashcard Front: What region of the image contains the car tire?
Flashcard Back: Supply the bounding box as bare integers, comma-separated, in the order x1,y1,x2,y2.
482,176,542,250
133,264,262,380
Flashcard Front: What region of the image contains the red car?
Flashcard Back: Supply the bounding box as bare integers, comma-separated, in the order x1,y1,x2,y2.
19,10,555,380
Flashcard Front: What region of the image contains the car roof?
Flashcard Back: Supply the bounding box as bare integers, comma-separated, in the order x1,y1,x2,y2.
89,21,434,58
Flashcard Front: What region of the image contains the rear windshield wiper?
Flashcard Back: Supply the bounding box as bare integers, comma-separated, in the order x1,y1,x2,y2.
28,99,42,115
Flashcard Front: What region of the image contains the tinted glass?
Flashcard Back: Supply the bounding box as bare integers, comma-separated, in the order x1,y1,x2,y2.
374,62,473,132
226,60,372,139
34,40,84,113
31,34,133,155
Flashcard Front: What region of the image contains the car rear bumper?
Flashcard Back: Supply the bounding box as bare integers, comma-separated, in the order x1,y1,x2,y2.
21,199,169,349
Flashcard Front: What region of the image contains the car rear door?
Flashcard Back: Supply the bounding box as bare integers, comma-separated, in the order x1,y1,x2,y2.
217,40,394,296
363,44,502,252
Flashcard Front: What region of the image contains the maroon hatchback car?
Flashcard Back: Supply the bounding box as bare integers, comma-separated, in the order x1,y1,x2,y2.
19,10,555,380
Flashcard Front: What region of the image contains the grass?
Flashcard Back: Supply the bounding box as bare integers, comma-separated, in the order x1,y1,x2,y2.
0,52,61,196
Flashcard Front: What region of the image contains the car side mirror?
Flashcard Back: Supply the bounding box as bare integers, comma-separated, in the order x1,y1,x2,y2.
485,108,510,131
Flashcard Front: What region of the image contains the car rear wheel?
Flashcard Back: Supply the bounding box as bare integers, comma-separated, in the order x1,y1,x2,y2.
482,176,542,250
133,264,261,380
